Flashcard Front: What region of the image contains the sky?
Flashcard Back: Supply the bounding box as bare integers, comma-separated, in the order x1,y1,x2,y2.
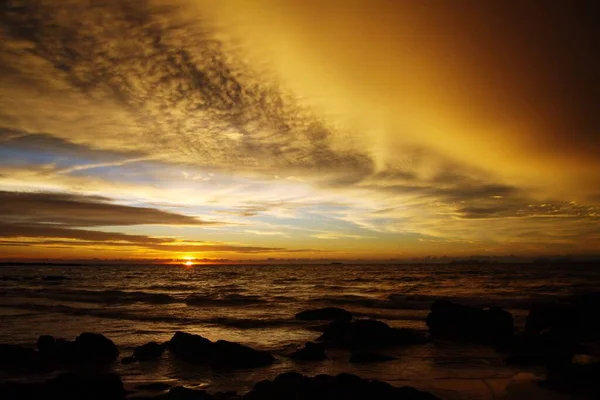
0,0,599,261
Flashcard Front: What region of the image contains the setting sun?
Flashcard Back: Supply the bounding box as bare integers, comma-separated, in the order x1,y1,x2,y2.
184,261,194,267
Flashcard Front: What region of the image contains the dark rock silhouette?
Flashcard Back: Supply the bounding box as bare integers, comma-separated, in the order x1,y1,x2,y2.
243,372,440,400
289,342,327,361
505,329,581,367
136,382,172,391
526,293,600,340
426,300,513,344
0,373,126,400
349,352,395,363
134,341,165,362
295,307,353,321
168,331,214,363
212,340,275,368
167,331,275,368
0,343,46,372
541,359,600,397
318,319,426,348
121,355,136,364
37,332,118,364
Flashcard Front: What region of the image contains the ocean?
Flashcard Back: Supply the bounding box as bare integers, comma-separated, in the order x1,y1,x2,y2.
1,262,599,399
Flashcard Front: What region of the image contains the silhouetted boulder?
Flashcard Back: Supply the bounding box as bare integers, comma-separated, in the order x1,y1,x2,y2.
37,333,118,364
426,300,513,344
0,343,46,372
212,340,275,368
526,294,600,341
121,356,136,364
157,386,215,399
243,372,440,400
0,373,126,400
318,319,426,348
295,307,353,321
134,341,165,362
167,332,275,369
136,382,172,391
168,331,214,363
289,342,327,361
505,329,582,367
349,352,395,363
541,359,600,397
74,332,119,362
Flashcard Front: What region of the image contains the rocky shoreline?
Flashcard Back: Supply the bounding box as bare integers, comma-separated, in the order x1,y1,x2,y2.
2,296,599,399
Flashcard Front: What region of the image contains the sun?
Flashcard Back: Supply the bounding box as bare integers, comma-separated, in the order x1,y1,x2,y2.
184,260,194,267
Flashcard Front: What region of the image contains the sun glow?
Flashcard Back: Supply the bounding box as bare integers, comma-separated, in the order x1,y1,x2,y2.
184,260,194,267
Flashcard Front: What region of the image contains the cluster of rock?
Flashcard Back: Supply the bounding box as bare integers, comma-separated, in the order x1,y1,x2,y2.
167,331,275,368
0,332,119,373
0,371,440,400
2,295,599,399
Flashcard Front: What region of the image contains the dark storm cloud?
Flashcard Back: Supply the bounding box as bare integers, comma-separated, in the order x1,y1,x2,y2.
0,222,306,253
0,190,216,227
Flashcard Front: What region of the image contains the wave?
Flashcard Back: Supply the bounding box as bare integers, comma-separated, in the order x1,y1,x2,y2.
2,287,178,305
185,293,266,306
0,303,294,329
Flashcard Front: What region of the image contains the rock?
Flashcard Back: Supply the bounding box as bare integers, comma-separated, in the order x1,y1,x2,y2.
37,333,118,364
212,340,275,368
46,373,126,400
526,294,600,340
168,331,215,363
295,307,353,321
158,386,218,399
74,332,119,362
135,382,172,391
541,360,600,397
505,329,582,367
349,352,395,363
426,300,514,344
134,341,165,362
0,373,126,400
243,372,440,400
121,356,136,364
168,332,275,369
318,319,426,348
0,343,46,372
289,342,327,361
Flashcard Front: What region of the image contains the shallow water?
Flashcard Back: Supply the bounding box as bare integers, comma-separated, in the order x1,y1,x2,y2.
1,263,599,399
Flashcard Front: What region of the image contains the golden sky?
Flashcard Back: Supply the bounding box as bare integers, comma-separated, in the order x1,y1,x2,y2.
0,0,598,260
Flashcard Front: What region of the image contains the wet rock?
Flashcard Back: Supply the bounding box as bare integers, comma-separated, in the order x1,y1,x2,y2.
167,332,275,368
212,340,275,368
243,372,440,400
121,356,136,364
74,332,119,362
505,329,582,367
0,343,46,372
136,382,172,391
426,300,513,344
541,360,600,397
134,341,165,362
37,332,118,363
0,373,126,400
156,386,234,399
289,342,327,361
318,319,426,348
295,307,353,321
168,331,215,363
349,352,395,363
526,293,600,340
